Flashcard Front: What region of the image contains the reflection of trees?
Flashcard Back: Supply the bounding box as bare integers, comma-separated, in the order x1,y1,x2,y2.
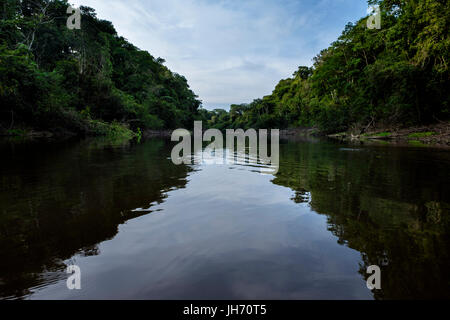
273,141,450,299
0,138,191,299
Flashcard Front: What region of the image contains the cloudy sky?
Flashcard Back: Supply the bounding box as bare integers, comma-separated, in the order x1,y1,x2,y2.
70,0,368,110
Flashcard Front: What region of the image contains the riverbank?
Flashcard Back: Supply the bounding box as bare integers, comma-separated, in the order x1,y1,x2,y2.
0,120,137,141
142,129,174,138
327,122,450,148
0,126,170,141
3,122,450,148
2,133,449,300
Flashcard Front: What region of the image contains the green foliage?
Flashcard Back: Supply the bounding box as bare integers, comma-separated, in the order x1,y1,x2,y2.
5,128,28,136
208,0,449,132
408,140,427,147
0,0,201,136
88,120,134,139
136,127,142,143
408,131,436,138
363,131,392,137
1,0,448,135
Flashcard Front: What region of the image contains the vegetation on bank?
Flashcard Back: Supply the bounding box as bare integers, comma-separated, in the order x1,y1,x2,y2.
202,0,449,134
363,132,392,137
0,0,448,138
407,131,435,138
328,121,449,147
0,0,201,138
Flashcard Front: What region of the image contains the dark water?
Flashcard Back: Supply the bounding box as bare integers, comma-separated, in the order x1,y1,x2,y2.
0,137,449,300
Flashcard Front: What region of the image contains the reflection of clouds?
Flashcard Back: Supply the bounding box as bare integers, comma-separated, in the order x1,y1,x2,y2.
27,141,373,300
192,147,279,175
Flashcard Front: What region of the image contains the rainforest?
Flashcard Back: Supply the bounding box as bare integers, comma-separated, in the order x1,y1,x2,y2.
0,0,449,304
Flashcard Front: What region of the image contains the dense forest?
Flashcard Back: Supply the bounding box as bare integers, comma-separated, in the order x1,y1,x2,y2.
205,0,449,134
0,0,448,137
0,0,201,137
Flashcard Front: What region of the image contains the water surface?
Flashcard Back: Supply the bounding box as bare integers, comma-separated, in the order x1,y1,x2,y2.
0,137,449,299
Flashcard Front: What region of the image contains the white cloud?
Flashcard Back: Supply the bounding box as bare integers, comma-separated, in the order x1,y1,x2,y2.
69,0,367,109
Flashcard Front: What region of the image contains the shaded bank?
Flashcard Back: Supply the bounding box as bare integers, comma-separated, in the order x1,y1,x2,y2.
0,1,201,138
328,122,450,148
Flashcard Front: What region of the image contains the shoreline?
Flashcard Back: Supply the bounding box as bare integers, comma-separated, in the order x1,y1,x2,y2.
2,122,449,148
142,129,174,138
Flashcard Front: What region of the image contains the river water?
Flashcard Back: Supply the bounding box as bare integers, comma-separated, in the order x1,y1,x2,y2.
0,137,449,299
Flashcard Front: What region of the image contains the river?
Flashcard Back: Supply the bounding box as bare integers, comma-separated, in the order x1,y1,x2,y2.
0,137,449,299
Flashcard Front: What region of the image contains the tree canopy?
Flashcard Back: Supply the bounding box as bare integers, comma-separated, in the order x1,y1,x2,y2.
1,0,448,136
0,0,202,136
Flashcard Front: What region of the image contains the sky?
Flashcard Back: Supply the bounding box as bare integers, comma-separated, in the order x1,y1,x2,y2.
70,0,368,110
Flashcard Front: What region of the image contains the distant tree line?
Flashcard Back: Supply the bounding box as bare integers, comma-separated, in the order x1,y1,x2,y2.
0,0,201,136
203,0,449,134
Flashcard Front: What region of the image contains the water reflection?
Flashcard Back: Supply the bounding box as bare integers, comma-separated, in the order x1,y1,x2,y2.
274,140,450,299
0,138,191,299
0,137,449,299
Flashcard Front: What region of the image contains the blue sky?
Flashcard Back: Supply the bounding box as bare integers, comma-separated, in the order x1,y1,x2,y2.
71,0,368,110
